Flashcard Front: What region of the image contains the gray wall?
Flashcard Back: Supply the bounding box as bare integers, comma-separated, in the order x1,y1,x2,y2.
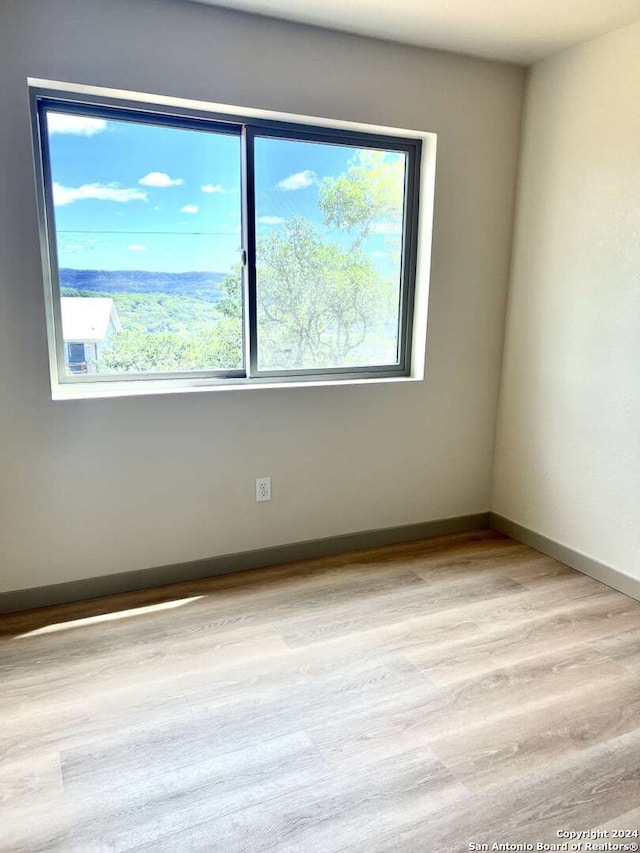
0,0,524,592
493,21,640,581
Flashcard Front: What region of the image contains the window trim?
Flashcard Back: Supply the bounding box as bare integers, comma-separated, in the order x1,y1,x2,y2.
29,82,427,396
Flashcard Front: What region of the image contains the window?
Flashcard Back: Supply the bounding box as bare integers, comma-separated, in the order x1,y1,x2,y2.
67,342,86,373
30,84,423,395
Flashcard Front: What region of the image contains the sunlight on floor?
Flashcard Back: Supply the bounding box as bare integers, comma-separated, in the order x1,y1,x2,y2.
14,596,205,638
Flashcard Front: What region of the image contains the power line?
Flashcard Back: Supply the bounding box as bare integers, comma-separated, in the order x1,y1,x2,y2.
57,229,239,236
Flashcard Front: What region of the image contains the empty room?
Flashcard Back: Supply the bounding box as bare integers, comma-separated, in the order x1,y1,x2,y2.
1,0,639,849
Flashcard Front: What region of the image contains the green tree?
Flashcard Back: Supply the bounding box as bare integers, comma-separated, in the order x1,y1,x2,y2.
253,152,404,368
101,322,243,373
99,268,244,373
256,216,386,368
216,265,243,320
318,150,405,247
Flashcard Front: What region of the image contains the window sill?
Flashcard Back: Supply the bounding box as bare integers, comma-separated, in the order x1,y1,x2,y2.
50,373,423,401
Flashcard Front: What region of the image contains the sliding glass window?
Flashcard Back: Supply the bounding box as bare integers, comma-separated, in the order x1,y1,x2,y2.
31,88,421,392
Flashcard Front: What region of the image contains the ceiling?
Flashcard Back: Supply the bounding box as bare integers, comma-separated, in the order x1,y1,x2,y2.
188,0,640,63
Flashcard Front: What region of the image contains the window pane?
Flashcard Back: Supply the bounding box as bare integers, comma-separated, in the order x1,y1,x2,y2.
254,136,407,371
45,111,243,376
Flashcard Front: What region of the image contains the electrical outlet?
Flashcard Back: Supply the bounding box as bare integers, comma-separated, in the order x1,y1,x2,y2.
256,476,271,502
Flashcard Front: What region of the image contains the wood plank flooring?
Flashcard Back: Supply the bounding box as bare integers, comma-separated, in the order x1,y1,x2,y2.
1,529,640,852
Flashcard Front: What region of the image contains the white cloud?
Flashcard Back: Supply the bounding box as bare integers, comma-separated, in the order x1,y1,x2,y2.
181,204,199,214
370,221,402,235
61,236,102,252
139,172,183,187
52,182,148,207
47,114,107,136
276,170,316,191
128,244,147,251
69,236,102,245
258,216,284,225
201,184,224,193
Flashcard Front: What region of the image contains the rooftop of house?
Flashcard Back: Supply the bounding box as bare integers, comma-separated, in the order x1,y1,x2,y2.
60,297,122,343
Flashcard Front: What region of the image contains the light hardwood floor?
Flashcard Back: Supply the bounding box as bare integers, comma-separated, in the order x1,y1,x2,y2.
1,530,640,852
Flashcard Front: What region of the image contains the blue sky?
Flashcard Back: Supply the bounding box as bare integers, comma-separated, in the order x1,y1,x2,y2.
46,110,403,275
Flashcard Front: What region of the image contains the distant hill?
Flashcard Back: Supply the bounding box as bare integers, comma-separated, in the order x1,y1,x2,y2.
60,269,227,302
